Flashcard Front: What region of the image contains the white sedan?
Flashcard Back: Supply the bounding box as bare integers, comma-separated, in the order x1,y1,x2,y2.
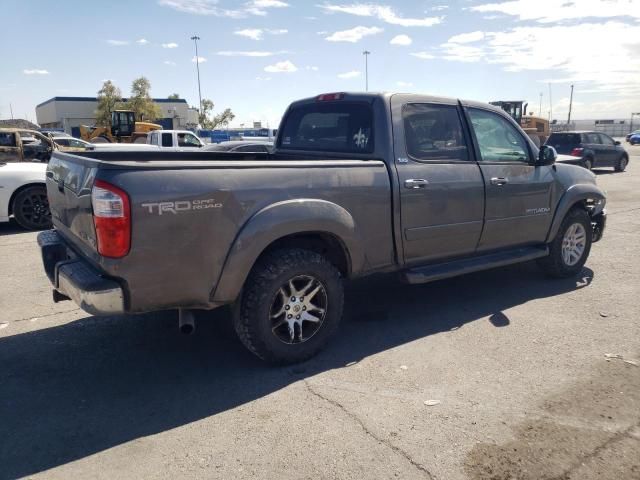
0,161,50,230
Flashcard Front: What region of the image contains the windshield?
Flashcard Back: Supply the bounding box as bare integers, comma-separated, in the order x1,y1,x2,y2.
279,102,373,153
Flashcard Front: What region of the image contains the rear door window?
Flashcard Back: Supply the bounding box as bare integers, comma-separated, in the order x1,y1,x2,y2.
279,103,373,153
548,133,581,145
0,132,16,147
403,103,468,161
161,133,173,147
598,133,614,146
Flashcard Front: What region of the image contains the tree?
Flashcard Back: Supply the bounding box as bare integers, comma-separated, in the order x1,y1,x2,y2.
168,93,180,99
95,81,122,127
126,77,161,122
199,98,235,129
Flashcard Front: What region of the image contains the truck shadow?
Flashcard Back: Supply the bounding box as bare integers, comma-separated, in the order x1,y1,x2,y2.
0,262,593,479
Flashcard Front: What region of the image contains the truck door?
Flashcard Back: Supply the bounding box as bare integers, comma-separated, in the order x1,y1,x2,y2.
392,97,485,265
465,106,555,251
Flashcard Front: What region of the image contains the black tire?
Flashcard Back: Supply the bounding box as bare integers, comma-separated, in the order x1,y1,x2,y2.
615,155,628,172
537,208,592,278
234,248,344,364
12,186,52,230
582,158,593,170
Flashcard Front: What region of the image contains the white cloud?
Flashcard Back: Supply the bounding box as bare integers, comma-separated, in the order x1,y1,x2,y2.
320,4,443,27
448,31,485,43
234,28,288,40
192,56,207,63
159,0,288,18
410,52,435,60
162,42,179,48
431,5,448,11
264,60,298,72
390,34,412,46
107,39,129,46
256,76,272,81
306,65,319,71
470,0,640,23
235,28,264,40
440,43,484,62
164,60,177,66
23,69,49,75
217,50,278,56
136,38,149,45
396,81,413,87
326,26,383,42
338,70,361,79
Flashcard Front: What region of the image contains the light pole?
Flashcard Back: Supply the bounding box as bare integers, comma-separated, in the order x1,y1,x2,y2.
363,50,370,92
191,35,203,121
538,92,542,117
567,84,574,126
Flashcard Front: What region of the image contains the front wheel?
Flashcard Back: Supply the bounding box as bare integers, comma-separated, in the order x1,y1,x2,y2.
537,208,592,278
234,248,344,364
12,186,52,230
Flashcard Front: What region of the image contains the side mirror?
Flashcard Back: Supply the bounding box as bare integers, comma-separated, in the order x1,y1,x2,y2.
538,145,557,166
614,140,621,145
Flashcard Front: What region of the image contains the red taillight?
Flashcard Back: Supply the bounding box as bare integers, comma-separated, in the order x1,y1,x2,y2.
91,179,130,258
316,92,345,102
570,148,584,157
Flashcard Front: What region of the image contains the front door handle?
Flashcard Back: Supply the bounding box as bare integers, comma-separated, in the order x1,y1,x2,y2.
404,179,429,189
490,177,508,186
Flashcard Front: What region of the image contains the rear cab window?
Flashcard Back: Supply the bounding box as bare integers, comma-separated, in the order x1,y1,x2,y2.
0,132,17,147
279,102,373,153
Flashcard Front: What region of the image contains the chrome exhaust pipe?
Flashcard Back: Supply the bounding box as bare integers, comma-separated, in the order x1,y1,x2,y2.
178,309,195,335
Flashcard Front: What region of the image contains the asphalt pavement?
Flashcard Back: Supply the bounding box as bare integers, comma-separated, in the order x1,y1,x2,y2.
1,144,639,479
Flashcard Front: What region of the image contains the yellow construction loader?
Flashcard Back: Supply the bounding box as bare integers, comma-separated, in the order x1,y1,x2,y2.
80,110,161,143
489,101,550,147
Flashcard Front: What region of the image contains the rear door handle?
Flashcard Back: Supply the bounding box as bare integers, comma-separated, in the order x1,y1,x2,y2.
404,179,429,189
490,177,508,186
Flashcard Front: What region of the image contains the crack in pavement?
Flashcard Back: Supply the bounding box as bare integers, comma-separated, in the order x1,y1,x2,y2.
4,308,82,324
305,380,436,479
550,422,640,480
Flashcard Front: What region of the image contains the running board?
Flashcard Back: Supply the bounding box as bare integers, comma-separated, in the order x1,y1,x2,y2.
401,246,549,285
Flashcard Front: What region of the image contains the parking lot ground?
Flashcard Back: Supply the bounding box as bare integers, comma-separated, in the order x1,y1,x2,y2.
1,144,639,480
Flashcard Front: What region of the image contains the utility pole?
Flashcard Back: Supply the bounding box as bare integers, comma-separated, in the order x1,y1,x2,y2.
538,92,542,117
9,103,14,120
548,83,553,123
362,50,370,92
567,84,574,126
191,35,203,122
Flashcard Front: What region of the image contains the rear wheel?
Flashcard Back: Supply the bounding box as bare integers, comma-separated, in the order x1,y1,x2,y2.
233,248,344,364
537,208,592,278
12,186,52,230
582,158,593,170
615,155,628,172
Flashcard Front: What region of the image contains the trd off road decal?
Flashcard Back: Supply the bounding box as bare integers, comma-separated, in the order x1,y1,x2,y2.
141,198,223,215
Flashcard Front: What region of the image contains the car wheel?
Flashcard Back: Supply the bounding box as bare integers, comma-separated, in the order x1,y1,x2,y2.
615,155,628,172
12,186,52,230
582,158,593,170
537,208,592,278
234,248,344,364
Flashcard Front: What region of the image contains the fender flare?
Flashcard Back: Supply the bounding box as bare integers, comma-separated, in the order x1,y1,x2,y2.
212,199,365,303
546,183,606,242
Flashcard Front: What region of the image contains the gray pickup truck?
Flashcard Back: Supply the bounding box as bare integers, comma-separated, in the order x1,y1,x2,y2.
38,93,606,363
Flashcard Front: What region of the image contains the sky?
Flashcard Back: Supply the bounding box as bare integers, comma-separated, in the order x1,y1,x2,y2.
1,0,639,127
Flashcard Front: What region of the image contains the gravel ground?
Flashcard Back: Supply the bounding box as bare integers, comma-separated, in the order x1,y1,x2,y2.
1,143,639,480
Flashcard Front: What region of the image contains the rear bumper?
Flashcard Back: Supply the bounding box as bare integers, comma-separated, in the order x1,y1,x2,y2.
37,230,125,316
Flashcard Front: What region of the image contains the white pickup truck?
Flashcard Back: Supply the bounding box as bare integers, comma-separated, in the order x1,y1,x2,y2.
146,130,204,150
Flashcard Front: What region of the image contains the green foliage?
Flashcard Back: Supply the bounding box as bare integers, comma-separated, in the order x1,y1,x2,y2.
126,77,162,122
168,93,180,99
95,81,122,127
199,98,235,129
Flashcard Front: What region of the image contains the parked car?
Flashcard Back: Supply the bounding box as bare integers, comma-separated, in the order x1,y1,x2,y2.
0,129,55,163
39,92,606,364
147,130,204,150
545,131,628,171
625,130,640,143
51,136,95,152
204,140,274,153
629,133,640,146
0,161,50,230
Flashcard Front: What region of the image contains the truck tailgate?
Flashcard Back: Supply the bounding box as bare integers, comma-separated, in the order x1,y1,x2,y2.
46,153,99,256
